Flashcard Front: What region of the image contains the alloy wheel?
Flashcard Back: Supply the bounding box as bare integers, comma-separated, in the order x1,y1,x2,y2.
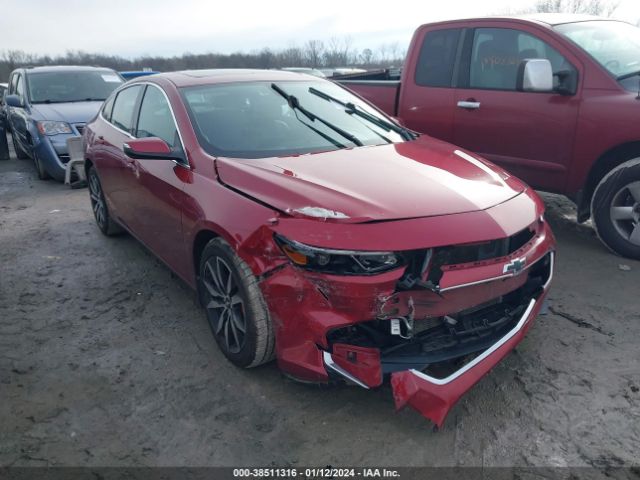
610,180,640,246
202,256,247,354
88,171,106,230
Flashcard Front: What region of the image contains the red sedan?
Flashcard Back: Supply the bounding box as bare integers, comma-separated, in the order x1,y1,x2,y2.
83,69,555,427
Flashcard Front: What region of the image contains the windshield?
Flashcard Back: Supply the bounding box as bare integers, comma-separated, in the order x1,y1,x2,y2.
180,81,407,159
27,71,123,103
555,21,640,78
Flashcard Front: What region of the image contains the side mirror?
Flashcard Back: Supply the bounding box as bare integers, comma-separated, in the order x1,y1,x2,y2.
517,59,553,93
5,94,24,108
123,137,183,161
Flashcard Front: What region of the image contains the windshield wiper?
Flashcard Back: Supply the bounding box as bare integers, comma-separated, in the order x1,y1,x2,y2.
308,87,417,141
271,83,363,147
32,99,66,104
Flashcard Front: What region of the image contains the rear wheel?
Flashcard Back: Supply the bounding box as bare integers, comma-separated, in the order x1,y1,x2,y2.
87,166,123,236
592,158,640,260
198,238,275,368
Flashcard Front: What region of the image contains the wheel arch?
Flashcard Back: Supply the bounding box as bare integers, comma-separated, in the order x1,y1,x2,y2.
192,229,221,281
577,141,640,222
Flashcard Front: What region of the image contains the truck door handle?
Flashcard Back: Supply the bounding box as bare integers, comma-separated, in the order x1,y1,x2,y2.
457,100,481,110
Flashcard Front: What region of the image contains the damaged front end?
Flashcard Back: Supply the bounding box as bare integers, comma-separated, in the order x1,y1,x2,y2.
256,204,555,427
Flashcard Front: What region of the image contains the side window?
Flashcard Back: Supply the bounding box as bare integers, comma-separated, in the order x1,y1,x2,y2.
415,28,462,87
15,75,24,98
469,28,575,90
9,75,17,94
135,86,179,148
110,85,142,133
102,95,115,121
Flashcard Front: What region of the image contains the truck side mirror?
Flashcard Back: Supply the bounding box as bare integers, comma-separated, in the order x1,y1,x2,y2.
516,59,553,93
5,94,24,108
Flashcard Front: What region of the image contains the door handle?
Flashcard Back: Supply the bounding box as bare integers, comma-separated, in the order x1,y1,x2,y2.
457,100,481,110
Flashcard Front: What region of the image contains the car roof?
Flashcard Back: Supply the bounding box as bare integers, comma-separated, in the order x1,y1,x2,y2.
149,69,323,88
19,65,117,75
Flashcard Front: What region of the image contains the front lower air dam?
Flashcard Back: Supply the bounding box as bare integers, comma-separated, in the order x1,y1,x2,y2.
317,245,554,428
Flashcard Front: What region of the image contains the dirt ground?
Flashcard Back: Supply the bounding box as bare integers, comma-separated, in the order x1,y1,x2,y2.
1,134,639,469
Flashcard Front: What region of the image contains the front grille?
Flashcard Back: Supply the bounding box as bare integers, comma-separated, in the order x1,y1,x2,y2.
398,223,538,290
57,154,70,164
74,124,85,135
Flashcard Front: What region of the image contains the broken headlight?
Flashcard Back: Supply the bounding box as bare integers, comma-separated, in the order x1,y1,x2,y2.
274,234,402,275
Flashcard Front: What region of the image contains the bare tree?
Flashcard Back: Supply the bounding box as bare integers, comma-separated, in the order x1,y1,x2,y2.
304,40,324,68
534,0,619,16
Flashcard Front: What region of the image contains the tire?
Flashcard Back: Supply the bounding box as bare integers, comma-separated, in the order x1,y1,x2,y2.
33,152,51,180
12,133,28,160
87,166,124,236
198,237,275,368
591,158,640,260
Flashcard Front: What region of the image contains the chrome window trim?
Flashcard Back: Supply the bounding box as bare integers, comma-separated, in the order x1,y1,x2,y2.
99,81,190,169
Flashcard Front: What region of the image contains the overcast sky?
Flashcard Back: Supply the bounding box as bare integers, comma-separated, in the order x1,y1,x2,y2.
1,0,638,58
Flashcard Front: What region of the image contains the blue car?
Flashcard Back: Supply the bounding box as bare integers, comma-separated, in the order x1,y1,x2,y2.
4,66,123,180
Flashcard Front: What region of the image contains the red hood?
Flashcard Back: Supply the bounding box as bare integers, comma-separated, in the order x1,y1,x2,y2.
215,138,526,222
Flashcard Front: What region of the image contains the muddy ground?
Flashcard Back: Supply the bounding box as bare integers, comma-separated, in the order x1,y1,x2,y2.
1,135,639,469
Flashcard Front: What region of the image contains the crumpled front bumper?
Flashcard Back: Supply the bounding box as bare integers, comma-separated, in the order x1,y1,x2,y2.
256,201,555,426
389,295,541,427
320,251,552,427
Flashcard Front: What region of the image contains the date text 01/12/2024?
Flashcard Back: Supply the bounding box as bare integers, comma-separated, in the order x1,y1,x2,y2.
232,468,400,478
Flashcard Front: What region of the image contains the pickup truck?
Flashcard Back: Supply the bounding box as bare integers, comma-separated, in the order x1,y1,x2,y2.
339,14,640,260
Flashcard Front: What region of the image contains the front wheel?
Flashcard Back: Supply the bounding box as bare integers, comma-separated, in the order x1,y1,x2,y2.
592,158,640,260
198,238,275,368
33,152,51,180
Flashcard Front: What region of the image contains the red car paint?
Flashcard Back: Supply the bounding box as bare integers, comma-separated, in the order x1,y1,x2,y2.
84,69,555,426
339,16,640,223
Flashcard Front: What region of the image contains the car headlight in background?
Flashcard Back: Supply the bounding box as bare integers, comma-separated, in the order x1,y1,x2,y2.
275,234,401,275
37,121,73,136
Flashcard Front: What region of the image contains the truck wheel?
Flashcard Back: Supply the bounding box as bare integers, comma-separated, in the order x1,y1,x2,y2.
12,134,28,159
198,237,275,368
591,158,640,260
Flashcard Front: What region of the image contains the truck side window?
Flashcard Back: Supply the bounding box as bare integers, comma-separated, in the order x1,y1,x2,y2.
469,28,575,91
415,28,462,87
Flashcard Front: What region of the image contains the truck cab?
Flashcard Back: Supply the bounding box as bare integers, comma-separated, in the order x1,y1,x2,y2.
340,15,640,259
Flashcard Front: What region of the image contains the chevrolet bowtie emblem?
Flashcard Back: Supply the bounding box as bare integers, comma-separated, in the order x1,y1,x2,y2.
503,258,526,275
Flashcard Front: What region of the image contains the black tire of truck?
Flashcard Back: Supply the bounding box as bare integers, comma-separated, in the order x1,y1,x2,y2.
591,158,640,260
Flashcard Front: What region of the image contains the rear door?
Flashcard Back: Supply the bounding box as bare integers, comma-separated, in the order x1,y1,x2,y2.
398,26,463,142
126,83,190,279
98,84,143,226
451,24,582,192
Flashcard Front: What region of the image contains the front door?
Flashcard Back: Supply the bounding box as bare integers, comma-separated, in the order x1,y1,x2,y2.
452,26,582,192
125,84,190,279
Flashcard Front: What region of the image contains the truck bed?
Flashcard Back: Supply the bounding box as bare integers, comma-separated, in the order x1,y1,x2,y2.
337,80,400,117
